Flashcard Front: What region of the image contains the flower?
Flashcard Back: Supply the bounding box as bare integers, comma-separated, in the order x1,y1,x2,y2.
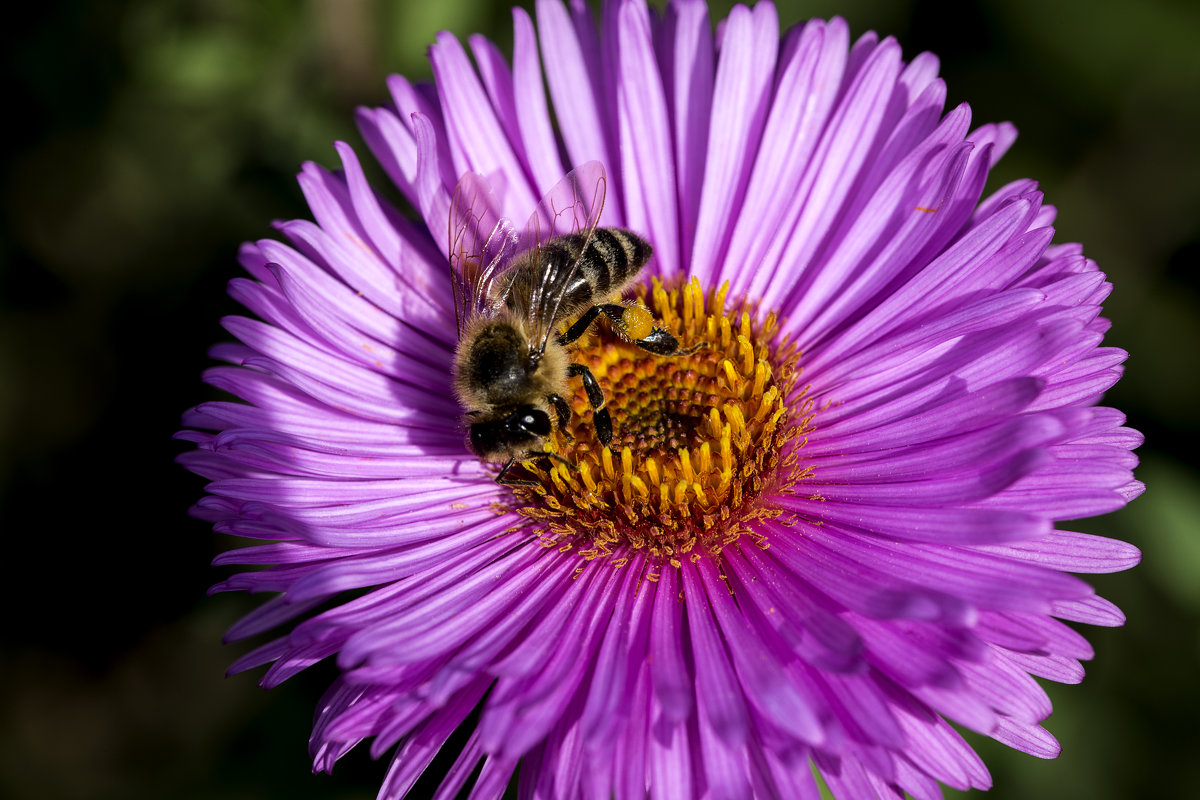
179,0,1143,797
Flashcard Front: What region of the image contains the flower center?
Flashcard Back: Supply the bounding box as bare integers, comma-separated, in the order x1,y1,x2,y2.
513,278,812,563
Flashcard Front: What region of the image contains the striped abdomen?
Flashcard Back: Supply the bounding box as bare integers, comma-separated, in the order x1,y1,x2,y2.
500,228,652,325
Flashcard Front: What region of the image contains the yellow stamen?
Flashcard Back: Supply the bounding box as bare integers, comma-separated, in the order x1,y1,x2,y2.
712,281,729,317
679,448,695,484
722,359,740,391
720,424,733,486
645,456,660,488
580,461,598,493
507,276,810,560
752,360,768,402
738,335,754,377
630,475,648,499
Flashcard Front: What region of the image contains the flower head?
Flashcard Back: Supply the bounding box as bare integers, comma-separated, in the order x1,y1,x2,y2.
180,1,1143,797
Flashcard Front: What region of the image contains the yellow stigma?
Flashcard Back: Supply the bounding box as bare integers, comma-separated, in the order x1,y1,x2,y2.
514,277,813,562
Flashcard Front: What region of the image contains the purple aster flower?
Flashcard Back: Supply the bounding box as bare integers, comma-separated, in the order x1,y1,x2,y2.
179,1,1143,798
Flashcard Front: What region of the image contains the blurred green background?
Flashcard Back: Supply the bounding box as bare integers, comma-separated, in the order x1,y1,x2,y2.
2,0,1197,798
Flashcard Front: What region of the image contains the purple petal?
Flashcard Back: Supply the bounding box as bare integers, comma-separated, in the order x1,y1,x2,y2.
615,0,679,274
689,2,778,283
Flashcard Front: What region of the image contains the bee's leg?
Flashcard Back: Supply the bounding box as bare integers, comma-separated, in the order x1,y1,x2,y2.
538,451,578,472
561,303,705,356
496,452,578,487
548,393,572,431
630,326,699,356
566,363,612,445
557,304,605,346
495,456,540,487
595,304,706,356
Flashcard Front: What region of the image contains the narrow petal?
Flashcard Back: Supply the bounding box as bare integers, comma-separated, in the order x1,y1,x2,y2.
616,0,680,273
689,2,778,283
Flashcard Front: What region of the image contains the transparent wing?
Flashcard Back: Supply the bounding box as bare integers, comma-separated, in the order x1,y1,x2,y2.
447,171,520,337
517,161,607,354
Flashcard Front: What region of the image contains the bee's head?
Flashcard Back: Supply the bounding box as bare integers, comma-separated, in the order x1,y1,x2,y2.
467,406,552,459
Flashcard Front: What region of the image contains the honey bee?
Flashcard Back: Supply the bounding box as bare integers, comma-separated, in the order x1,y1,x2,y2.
448,162,697,485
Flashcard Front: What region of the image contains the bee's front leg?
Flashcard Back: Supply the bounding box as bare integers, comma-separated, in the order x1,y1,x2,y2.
495,456,540,487
548,393,572,432
566,363,612,445
495,451,577,486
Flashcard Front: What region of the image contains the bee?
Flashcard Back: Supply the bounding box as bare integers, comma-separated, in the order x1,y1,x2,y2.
448,162,697,485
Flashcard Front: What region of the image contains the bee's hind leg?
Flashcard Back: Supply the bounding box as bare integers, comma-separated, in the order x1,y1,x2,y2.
632,325,706,356
577,303,706,357
557,304,605,347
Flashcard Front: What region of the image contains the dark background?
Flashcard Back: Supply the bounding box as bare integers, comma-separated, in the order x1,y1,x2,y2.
2,1,1197,798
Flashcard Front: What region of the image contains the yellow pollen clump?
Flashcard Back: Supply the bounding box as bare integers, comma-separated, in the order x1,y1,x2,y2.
514,277,813,561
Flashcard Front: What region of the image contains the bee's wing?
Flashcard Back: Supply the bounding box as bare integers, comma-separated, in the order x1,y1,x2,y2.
448,171,520,337
519,161,607,354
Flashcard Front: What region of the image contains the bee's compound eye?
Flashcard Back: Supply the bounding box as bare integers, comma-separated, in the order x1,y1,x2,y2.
520,409,551,436
468,424,492,455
